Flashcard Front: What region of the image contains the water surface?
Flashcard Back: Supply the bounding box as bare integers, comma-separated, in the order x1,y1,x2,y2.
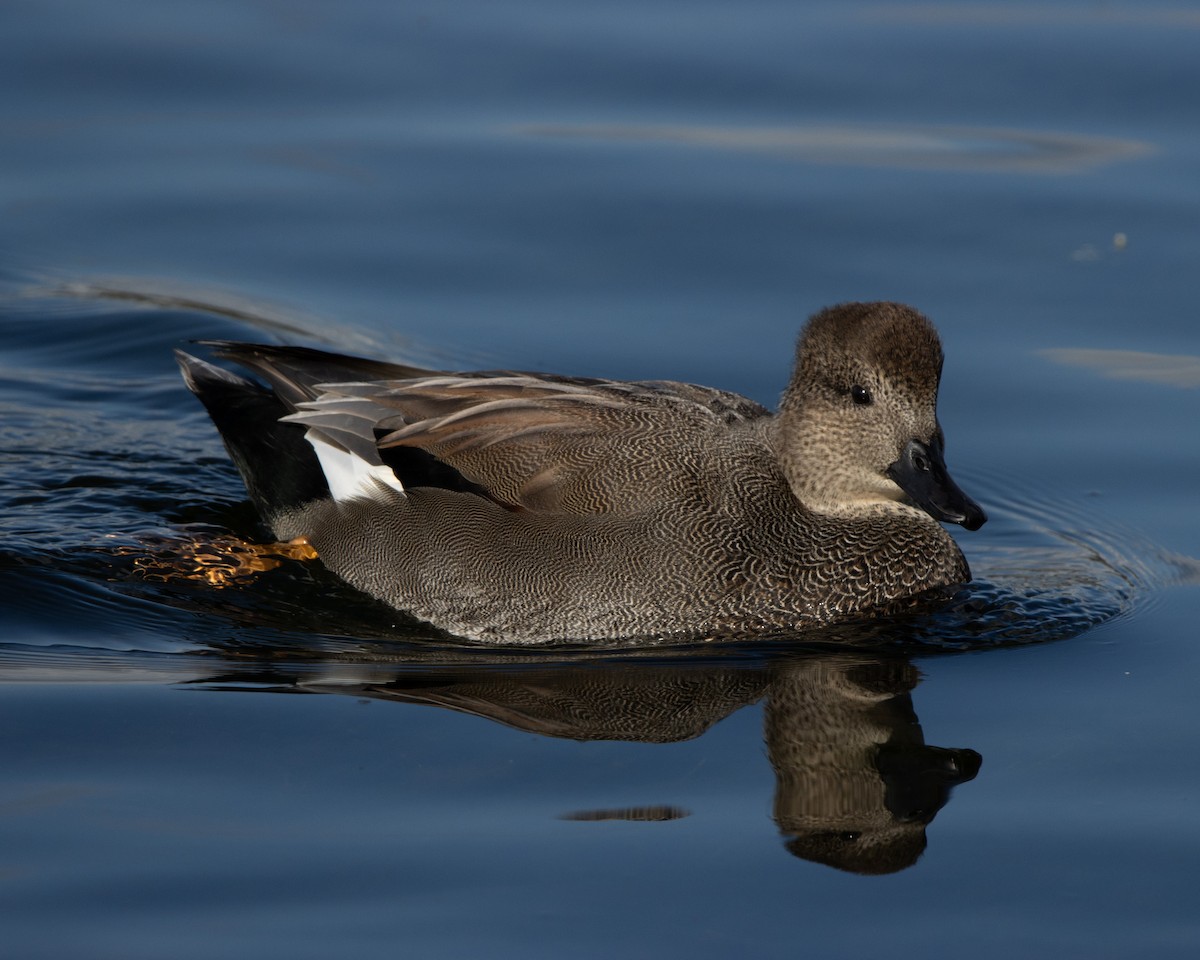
2,2,1199,958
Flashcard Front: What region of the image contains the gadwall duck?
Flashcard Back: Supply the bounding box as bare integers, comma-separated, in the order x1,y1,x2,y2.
177,301,985,643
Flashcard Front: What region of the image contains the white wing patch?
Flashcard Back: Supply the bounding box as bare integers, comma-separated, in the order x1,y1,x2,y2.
304,429,404,502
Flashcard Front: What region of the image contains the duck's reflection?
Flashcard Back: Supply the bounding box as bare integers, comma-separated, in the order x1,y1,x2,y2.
765,657,979,874
204,650,977,874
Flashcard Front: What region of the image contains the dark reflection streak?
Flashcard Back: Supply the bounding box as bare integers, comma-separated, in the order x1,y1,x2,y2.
191,649,979,875
560,806,691,823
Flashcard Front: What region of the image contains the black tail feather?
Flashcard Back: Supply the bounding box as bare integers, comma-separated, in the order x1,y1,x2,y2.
176,350,329,520
199,340,438,408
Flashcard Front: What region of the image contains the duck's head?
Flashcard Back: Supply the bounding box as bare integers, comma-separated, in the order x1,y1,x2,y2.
777,302,986,531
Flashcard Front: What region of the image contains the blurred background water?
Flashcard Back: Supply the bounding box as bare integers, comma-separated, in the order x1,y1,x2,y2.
2,2,1199,957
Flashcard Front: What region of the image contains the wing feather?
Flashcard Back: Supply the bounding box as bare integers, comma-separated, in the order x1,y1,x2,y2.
251,357,770,514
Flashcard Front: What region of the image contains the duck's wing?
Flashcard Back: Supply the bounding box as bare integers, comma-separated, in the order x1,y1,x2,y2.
286,371,770,514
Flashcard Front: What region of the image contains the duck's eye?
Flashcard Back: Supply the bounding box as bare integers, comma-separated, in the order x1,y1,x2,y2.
851,385,873,406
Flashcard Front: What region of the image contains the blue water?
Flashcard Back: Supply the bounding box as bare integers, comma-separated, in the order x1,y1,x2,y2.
3,2,1200,957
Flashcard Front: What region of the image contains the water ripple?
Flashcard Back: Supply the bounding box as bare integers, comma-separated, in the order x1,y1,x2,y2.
518,122,1152,174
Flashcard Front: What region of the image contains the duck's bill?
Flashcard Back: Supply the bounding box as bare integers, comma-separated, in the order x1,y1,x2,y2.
887,438,987,531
